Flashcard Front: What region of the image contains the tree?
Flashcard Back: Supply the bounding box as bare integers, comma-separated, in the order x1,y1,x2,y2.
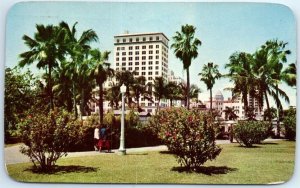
90,49,114,125
131,76,153,111
153,77,167,111
5,67,39,142
60,21,98,118
115,70,135,107
171,24,202,109
223,106,238,120
263,107,277,121
19,24,67,110
199,62,221,111
105,82,121,110
165,81,180,107
225,52,255,116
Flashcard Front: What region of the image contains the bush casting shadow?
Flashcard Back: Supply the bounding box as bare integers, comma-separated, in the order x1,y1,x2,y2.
159,151,174,155
25,165,97,174
171,166,237,175
260,142,279,145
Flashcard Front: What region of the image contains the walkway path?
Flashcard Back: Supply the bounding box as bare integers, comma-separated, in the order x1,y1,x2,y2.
4,139,281,165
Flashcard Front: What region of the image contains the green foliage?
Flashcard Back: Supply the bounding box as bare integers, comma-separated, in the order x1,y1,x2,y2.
234,121,270,147
5,67,41,143
16,108,83,171
149,107,222,169
283,108,296,141
125,109,140,127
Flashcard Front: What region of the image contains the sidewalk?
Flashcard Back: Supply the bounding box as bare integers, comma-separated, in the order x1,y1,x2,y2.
4,139,281,165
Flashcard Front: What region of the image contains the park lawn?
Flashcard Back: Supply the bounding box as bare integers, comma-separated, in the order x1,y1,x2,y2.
6,140,295,184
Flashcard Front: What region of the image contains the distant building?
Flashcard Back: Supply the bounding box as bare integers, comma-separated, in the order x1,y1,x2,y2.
204,90,263,120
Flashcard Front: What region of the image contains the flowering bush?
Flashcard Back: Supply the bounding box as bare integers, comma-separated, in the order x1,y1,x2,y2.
149,107,222,169
234,121,270,147
16,108,83,171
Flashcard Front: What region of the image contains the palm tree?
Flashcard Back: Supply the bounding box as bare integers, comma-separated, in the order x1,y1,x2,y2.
282,63,296,87
131,76,153,111
225,52,255,116
90,49,114,125
199,62,221,111
153,77,167,111
165,81,180,107
105,82,121,110
171,24,202,109
60,21,98,118
223,106,238,120
115,70,135,107
189,84,201,100
19,24,67,110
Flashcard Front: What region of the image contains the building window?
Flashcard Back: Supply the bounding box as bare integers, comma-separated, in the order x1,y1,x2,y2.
135,57,139,60
149,61,153,65
149,56,153,60
129,46,133,50
117,47,120,51
134,72,139,75
156,61,159,64
135,51,139,55
142,56,146,60
122,62,126,66
156,36,159,41
142,72,146,75
129,67,132,70
149,45,153,49
156,50,159,54
155,66,159,70
143,37,146,41
149,67,153,70
135,67,139,70
142,67,146,70
116,52,119,56
122,57,126,61
123,38,126,43
129,62,133,65
122,52,126,55
149,50,153,54
129,52,133,55
142,62,146,65
129,38,132,42
116,68,119,71
156,45,159,48
116,63,119,66
122,68,126,71
117,39,120,43
155,71,159,75
121,47,125,50
142,45,146,49
156,55,159,59
149,37,153,41
135,62,139,65
149,77,153,80
135,46,139,50
136,37,139,42
149,72,153,75
142,51,146,54
116,57,119,61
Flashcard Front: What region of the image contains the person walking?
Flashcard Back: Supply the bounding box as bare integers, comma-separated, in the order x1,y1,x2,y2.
94,125,100,151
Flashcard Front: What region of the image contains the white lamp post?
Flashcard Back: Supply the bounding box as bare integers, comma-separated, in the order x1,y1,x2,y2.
119,84,127,155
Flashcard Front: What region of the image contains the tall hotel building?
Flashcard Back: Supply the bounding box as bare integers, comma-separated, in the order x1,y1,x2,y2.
114,32,169,113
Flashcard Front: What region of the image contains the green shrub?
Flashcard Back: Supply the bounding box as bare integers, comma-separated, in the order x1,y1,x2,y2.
234,121,270,147
283,108,296,141
149,107,222,169
16,108,83,171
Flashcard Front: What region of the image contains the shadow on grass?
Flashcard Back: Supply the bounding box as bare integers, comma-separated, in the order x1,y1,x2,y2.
235,145,262,148
159,151,173,155
171,166,237,175
127,153,148,156
260,142,279,145
25,165,97,174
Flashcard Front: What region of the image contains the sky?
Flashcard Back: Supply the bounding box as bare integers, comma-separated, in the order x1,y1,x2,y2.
5,1,296,109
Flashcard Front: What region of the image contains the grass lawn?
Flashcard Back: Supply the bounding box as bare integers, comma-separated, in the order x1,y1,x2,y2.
6,140,295,184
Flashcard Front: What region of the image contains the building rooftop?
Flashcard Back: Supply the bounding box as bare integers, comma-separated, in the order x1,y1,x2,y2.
114,32,169,41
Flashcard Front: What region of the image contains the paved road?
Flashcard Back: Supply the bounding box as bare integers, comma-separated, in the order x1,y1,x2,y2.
5,139,281,165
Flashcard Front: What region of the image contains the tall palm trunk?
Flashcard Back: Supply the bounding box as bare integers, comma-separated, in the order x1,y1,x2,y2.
242,91,248,117
72,82,78,119
99,83,104,125
186,67,190,109
210,88,212,111
48,64,54,110
275,84,280,137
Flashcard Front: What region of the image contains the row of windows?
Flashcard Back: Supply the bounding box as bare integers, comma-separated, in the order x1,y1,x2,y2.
116,55,160,61
117,45,159,51
115,68,160,76
116,36,161,43
116,61,161,66
116,50,161,56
